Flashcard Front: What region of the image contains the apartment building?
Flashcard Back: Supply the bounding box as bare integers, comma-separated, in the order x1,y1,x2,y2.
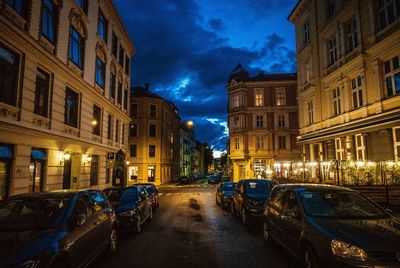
0,0,135,199
128,84,180,185
289,0,400,181
180,121,195,177
227,64,300,182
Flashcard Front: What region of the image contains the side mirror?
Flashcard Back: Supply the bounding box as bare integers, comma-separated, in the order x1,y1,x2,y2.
76,213,86,226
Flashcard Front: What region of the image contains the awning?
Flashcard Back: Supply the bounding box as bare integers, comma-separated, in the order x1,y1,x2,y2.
0,145,12,158
31,150,47,160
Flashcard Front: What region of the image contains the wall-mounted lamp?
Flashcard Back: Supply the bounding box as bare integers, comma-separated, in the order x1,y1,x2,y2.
59,151,71,165
126,160,130,165
82,153,92,166
91,119,98,126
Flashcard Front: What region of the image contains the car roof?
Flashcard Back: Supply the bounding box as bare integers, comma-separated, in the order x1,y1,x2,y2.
135,183,155,187
103,185,140,191
221,181,236,184
275,183,354,192
8,189,99,199
241,179,277,183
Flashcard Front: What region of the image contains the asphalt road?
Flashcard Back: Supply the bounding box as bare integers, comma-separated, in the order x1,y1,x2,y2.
90,180,297,268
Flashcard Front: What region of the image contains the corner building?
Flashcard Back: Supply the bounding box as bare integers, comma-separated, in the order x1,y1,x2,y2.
0,0,135,199
289,0,400,180
227,65,301,182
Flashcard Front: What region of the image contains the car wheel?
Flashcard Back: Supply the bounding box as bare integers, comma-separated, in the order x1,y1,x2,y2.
263,221,273,246
108,228,118,255
135,215,141,234
304,244,319,268
148,207,153,221
241,207,247,225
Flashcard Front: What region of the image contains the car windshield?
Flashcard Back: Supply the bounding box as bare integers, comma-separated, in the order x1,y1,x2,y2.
222,183,236,190
299,190,387,219
0,197,70,230
144,185,154,194
104,188,137,202
245,181,275,195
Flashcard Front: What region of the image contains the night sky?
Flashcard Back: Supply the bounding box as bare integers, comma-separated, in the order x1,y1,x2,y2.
115,0,297,156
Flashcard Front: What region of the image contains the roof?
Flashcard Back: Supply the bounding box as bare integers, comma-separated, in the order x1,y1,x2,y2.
277,183,354,192
248,72,297,82
132,88,163,100
288,0,303,22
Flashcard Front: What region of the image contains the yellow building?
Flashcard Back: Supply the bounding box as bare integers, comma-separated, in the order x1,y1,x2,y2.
227,64,301,182
289,0,400,182
128,84,180,185
0,0,135,199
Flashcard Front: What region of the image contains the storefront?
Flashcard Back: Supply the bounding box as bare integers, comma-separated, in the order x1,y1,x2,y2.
0,144,12,200
29,149,47,192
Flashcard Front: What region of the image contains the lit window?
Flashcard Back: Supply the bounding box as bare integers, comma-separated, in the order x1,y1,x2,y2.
41,0,57,44
346,18,358,53
255,91,263,106
92,105,101,136
95,57,105,88
352,76,363,109
256,136,264,149
355,134,366,160
384,56,400,97
335,138,344,160
276,89,286,106
69,27,85,69
393,127,400,160
256,115,264,128
332,87,341,116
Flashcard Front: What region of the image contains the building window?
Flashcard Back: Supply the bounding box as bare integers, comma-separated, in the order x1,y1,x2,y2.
328,35,338,66
231,94,240,108
355,134,366,160
130,123,137,137
346,18,358,53
393,127,400,160
377,0,400,30
117,82,122,105
304,58,311,84
276,89,286,106
115,120,119,142
129,166,138,181
90,155,99,186
0,44,19,106
110,72,116,98
335,138,345,160
148,165,155,182
149,145,155,158
149,124,156,137
130,144,137,157
119,45,124,67
233,116,240,128
384,56,400,97
95,57,105,88
234,137,240,150
76,0,88,14
29,149,46,192
97,11,108,43
256,115,264,128
107,114,112,140
6,0,27,17
34,69,50,117
64,88,79,128
332,87,341,116
125,56,130,75
255,91,263,106
307,101,314,125
69,27,84,69
122,124,125,144
149,104,156,117
256,136,264,149
278,114,285,127
123,88,128,109
131,103,137,117
352,76,363,108
325,0,335,19
112,32,118,57
278,136,286,149
41,0,57,44
92,105,101,136
302,19,310,44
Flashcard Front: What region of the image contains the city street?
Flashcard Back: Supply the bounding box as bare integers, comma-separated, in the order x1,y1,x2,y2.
90,180,295,268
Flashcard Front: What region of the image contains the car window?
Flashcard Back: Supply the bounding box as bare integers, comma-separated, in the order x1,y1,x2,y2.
244,181,273,195
222,183,236,190
144,185,154,194
270,188,286,210
282,191,298,211
74,195,93,218
89,192,108,212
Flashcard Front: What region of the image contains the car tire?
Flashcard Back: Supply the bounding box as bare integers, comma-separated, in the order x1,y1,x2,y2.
303,244,319,268
107,228,118,255
241,207,247,225
135,215,141,234
263,221,274,246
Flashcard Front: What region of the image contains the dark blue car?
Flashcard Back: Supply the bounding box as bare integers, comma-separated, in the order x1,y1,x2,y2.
103,186,153,234
0,190,118,268
216,182,237,209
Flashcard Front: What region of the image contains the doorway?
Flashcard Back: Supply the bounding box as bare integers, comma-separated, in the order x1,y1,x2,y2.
62,153,81,189
148,165,155,182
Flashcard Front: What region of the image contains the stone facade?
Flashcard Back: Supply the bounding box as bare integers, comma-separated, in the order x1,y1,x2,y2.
0,0,135,199
180,121,195,177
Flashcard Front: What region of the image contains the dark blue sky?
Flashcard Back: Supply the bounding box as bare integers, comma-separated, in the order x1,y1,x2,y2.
115,0,297,155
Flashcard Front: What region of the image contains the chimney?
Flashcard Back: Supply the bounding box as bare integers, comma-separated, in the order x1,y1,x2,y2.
144,83,149,90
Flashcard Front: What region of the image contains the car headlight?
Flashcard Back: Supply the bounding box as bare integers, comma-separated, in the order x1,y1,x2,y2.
331,240,368,261
19,260,40,268
119,210,135,216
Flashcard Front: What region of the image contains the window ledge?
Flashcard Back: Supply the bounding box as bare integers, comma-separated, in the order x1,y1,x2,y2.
0,103,19,120
95,83,105,95
38,36,55,54
63,125,80,137
32,115,50,129
1,4,27,30
92,135,102,143
67,61,83,77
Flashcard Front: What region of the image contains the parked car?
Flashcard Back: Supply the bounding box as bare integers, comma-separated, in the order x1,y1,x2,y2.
263,184,400,268
231,179,277,225
207,174,221,184
135,183,159,209
103,186,153,233
216,182,237,209
0,190,118,268
180,176,191,184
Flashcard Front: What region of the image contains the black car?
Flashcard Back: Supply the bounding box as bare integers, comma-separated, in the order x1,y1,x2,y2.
0,190,118,268
216,182,237,209
103,186,153,233
136,183,159,209
231,179,277,225
263,184,400,268
207,174,221,184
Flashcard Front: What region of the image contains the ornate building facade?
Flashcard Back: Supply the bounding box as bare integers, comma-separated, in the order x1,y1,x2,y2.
180,121,195,177
0,0,134,199
227,64,300,182
128,84,180,185
289,0,400,182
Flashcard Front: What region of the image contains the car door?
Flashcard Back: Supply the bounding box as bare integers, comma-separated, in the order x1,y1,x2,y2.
267,188,287,244
237,182,245,211
136,187,148,221
231,181,241,211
